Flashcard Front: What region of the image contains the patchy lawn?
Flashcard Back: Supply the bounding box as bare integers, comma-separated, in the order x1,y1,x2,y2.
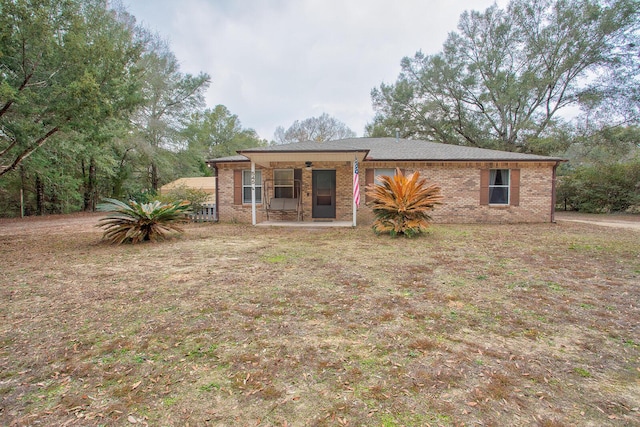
0,215,638,426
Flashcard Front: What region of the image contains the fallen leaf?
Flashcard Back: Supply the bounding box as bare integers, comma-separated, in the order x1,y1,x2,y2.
131,381,142,390
127,415,137,423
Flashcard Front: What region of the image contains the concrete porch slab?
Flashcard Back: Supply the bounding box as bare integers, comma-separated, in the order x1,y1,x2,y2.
256,221,354,228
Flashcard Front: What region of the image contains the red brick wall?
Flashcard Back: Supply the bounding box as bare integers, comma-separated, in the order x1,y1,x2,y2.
214,161,557,224
215,162,354,223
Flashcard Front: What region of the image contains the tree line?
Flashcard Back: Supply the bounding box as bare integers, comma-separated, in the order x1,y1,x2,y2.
0,0,268,216
1,0,639,217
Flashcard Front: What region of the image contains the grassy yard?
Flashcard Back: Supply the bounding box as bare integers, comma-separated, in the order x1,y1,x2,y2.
0,216,638,426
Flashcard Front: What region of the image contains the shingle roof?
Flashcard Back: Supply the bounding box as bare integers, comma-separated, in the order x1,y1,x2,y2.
209,138,564,162
208,154,249,163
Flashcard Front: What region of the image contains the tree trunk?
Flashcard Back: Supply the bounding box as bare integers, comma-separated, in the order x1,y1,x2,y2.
84,158,97,211
90,158,97,211
36,174,44,216
20,166,27,217
50,185,59,214
150,162,159,191
112,149,131,198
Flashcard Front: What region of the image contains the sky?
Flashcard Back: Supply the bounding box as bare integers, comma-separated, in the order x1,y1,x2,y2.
125,0,508,141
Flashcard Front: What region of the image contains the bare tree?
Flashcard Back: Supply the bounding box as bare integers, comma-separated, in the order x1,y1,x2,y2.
274,113,356,143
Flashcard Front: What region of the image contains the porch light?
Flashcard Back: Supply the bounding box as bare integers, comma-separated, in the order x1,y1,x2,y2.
305,161,312,170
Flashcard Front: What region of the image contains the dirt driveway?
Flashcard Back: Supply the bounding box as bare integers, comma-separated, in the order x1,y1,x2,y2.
555,211,640,231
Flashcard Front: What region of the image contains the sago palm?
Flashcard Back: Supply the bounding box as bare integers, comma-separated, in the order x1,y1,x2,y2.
366,168,443,237
97,198,191,244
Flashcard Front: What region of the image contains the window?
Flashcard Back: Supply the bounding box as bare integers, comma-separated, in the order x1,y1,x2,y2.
489,169,510,204
273,169,294,198
365,168,403,203
242,170,262,204
373,168,396,184
480,169,520,206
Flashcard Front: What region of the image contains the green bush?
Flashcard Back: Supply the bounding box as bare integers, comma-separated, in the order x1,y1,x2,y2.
97,198,191,244
557,160,640,213
127,189,159,204
157,185,210,213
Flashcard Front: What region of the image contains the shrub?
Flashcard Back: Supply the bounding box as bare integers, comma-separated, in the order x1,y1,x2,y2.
366,168,443,237
97,198,191,244
557,160,640,213
127,189,158,204
157,185,210,213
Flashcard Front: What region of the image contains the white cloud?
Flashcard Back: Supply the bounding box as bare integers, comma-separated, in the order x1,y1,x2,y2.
126,0,508,141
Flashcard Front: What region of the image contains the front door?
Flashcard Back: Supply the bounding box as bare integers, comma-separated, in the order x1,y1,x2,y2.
312,170,336,219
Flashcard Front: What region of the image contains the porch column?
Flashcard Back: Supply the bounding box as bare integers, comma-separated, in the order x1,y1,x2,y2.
352,158,357,227
251,161,256,226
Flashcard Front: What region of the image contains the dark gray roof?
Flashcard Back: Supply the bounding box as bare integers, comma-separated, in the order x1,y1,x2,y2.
209,138,564,162
207,154,249,163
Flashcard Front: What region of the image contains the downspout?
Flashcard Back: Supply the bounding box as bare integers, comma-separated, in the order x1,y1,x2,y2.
251,161,256,226
213,164,220,222
551,162,559,223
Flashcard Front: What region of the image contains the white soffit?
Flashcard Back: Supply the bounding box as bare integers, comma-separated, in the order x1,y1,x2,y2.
243,151,367,167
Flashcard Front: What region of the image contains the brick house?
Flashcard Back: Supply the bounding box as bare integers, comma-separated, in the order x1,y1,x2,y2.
207,137,564,226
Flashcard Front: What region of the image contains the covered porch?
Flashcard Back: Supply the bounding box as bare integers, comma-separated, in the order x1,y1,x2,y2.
238,146,368,227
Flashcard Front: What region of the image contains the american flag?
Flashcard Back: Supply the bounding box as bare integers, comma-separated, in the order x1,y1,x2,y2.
353,157,360,208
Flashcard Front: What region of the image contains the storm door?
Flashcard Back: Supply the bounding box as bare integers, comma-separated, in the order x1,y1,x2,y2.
312,170,336,219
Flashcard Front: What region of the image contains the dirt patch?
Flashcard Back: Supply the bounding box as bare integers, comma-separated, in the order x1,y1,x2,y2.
0,215,639,426
0,212,104,236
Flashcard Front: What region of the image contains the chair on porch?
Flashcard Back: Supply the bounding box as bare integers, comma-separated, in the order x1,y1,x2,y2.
263,178,302,221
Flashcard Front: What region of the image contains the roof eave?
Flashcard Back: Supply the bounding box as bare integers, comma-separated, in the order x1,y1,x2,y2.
364,158,566,163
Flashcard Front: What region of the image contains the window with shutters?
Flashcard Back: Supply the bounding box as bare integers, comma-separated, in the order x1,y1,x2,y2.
480,169,520,207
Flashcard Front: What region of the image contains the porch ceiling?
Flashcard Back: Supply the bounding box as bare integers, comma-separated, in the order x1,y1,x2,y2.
242,151,368,168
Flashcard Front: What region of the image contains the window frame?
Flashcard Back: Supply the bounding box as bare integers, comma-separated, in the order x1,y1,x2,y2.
373,168,397,184
488,169,510,205
242,169,262,204
273,169,295,198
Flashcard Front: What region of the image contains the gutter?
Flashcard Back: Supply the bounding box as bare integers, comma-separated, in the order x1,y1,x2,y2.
212,164,220,222
551,162,559,223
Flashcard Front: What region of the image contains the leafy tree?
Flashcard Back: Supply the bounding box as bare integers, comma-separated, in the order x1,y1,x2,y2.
0,0,143,178
563,125,640,165
0,0,144,216
129,34,210,190
365,168,443,237
0,1,221,217
274,113,356,143
182,105,266,159
369,0,639,154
